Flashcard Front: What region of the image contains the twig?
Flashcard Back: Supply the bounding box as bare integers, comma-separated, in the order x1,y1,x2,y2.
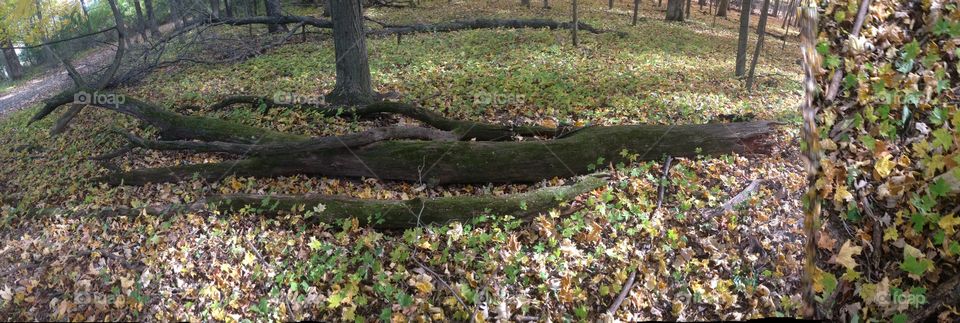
606,270,637,315
414,259,470,314
704,179,763,217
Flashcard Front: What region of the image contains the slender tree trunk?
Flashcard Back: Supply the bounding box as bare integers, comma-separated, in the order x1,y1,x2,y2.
522,0,530,8
658,0,662,7
130,0,147,40
686,0,691,19
608,0,613,9
771,0,779,17
224,0,234,17
265,0,288,32
781,0,795,28
169,0,183,30
209,0,221,18
746,0,769,90
326,0,374,105
543,0,549,8
78,0,93,32
699,0,704,10
572,0,579,46
144,0,160,36
716,0,728,16
632,0,640,25
1,40,23,80
734,0,751,76
666,0,684,20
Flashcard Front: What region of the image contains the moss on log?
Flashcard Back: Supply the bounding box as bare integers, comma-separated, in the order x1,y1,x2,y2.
101,121,779,185
208,174,606,228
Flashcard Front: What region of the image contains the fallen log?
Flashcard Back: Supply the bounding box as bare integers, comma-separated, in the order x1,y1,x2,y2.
367,18,620,37
206,97,559,140
14,175,605,229
99,121,779,185
209,174,606,228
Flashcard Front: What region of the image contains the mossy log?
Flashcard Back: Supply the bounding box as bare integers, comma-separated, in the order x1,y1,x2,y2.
101,121,779,186
15,175,605,229
209,174,606,228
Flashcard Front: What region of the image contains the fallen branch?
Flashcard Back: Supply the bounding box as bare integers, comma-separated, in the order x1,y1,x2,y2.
703,179,763,216
906,273,960,323
367,18,623,37
606,269,637,316
115,126,457,155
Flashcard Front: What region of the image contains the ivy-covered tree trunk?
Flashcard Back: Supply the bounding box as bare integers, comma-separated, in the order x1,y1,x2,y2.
326,0,374,105
666,0,684,21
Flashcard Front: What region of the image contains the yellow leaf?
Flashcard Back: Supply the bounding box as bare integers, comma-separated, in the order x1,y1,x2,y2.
875,154,895,178
939,215,960,234
833,185,853,203
834,240,862,270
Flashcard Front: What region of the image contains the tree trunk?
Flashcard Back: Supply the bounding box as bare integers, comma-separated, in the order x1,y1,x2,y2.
1,40,23,80
632,0,640,25
224,0,235,17
745,0,769,91
265,0,289,32
572,0,579,46
101,121,779,186
734,0,751,76
686,0,691,19
144,0,160,36
666,0,684,21
543,0,549,8
209,0,221,18
608,0,613,9
131,0,148,39
522,0,531,8
169,0,183,30
699,0,705,10
716,0,728,16
771,0,779,17
78,0,94,32
326,0,374,105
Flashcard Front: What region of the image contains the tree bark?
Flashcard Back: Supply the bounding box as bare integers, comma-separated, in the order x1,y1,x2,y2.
747,0,770,91
144,0,161,37
265,0,289,32
131,0,148,39
1,40,22,80
632,0,640,25
716,0,728,16
572,0,579,47
169,0,184,30
608,0,613,9
734,0,751,76
666,0,684,21
686,0,692,19
100,121,779,186
224,0,235,18
745,0,769,91
327,0,374,105
211,175,606,228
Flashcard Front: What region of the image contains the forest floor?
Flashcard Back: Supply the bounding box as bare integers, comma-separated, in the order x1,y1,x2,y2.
0,0,806,321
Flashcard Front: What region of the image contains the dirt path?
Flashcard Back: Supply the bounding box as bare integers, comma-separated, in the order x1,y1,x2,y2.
0,48,116,118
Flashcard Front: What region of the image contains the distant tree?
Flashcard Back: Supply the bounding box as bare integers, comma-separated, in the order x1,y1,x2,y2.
632,0,640,25
745,0,769,90
1,39,22,80
326,0,373,105
665,0,683,21
685,0,691,19
715,0,727,16
224,0,234,17
131,0,148,38
265,0,288,32
522,0,530,8
571,0,578,46
608,0,613,10
143,0,160,36
734,0,751,76
209,0,221,18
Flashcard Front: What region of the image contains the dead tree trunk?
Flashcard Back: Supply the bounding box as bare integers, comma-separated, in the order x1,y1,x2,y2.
327,0,374,105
